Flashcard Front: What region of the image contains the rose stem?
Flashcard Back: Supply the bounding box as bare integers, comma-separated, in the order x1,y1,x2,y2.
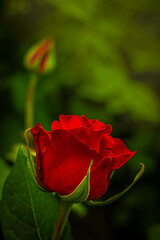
52,199,73,240
25,74,38,129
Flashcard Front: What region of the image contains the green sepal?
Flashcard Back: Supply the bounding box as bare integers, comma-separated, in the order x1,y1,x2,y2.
26,154,49,193
86,163,145,206
24,128,51,193
59,161,93,203
110,170,115,179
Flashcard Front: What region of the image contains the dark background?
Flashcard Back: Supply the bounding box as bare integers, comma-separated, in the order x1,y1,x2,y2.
0,0,160,239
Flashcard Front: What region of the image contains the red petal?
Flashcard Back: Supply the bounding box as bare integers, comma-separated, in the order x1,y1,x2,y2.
88,157,113,200
30,47,45,64
69,127,90,146
59,115,83,129
80,115,112,135
88,124,112,153
30,39,52,64
111,150,137,169
39,51,49,73
81,115,97,129
43,129,102,195
99,134,114,156
99,136,136,168
51,120,62,130
52,116,91,146
88,121,109,132
52,115,91,146
112,138,131,155
30,123,55,187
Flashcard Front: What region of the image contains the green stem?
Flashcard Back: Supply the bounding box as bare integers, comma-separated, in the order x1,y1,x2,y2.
25,74,38,129
52,200,73,240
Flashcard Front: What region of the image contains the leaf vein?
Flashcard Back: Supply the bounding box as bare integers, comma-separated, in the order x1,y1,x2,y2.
24,165,42,240
38,203,49,228
5,199,37,232
13,193,31,208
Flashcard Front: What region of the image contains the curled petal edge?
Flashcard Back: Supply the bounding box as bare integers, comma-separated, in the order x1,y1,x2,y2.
24,128,51,193
59,161,93,203
85,163,145,206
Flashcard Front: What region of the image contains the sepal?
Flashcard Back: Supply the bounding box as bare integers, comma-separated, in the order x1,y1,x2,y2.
59,161,93,203
110,170,115,179
86,163,144,206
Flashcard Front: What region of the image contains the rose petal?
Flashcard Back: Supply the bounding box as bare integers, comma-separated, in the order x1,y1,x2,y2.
43,129,102,195
89,125,112,153
59,115,83,129
51,120,62,130
99,136,137,169
70,127,90,146
30,123,55,187
111,150,137,169
99,134,114,156
88,157,113,200
88,121,109,132
81,115,97,129
112,138,131,155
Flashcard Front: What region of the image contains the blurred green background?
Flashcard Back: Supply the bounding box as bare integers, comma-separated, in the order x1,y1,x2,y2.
0,0,160,239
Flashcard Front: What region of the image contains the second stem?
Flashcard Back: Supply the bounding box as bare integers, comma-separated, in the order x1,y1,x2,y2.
52,199,73,240
25,74,38,129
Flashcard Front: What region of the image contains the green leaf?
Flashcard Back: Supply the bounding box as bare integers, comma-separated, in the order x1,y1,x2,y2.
60,161,93,203
86,163,144,206
0,146,70,240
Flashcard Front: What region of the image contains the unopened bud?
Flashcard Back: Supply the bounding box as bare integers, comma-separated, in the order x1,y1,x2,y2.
24,38,56,74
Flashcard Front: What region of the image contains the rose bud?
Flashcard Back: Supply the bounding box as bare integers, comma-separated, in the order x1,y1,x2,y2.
24,38,56,74
30,115,136,202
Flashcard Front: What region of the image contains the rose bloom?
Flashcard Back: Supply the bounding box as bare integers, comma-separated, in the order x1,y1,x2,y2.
31,115,136,200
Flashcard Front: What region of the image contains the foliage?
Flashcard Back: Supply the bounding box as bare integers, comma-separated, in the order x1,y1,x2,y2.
0,0,160,239
1,146,70,240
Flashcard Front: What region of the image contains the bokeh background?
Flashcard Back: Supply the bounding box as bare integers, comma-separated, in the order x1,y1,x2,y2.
0,0,160,239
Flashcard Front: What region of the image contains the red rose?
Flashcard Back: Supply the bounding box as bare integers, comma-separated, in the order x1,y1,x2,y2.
30,115,136,200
